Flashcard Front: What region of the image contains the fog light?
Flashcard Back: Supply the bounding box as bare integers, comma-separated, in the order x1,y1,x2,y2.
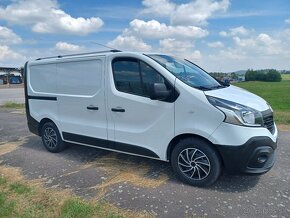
257,155,268,163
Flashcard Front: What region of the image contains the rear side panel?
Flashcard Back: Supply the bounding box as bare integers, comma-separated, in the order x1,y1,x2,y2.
26,62,59,133
26,56,107,141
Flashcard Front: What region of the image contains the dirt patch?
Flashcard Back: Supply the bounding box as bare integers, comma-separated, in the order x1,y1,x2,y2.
0,137,27,156
81,153,169,200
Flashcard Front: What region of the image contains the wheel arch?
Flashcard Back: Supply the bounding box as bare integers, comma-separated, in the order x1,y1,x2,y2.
166,134,223,165
38,118,58,135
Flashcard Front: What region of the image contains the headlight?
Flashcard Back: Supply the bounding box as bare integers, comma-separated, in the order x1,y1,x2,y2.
207,96,263,126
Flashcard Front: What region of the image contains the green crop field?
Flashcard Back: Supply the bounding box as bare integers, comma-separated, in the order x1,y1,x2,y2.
234,74,290,125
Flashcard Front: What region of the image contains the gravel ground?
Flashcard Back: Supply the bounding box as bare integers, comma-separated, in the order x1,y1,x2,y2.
0,87,24,105
0,109,289,217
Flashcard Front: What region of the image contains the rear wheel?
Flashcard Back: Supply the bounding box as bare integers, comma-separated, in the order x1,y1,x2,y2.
171,138,221,187
41,122,66,153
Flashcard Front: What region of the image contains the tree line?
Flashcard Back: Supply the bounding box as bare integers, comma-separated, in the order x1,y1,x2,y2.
245,69,281,82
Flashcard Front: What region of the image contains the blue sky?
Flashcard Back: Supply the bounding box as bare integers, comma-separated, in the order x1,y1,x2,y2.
0,0,290,72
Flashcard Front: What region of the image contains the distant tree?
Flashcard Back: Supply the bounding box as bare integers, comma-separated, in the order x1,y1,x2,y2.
266,69,281,82
245,69,281,82
245,69,256,81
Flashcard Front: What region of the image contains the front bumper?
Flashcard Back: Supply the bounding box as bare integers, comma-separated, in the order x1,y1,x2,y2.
215,136,277,174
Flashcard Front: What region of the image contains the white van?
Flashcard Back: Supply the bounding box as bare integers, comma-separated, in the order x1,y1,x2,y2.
24,50,278,186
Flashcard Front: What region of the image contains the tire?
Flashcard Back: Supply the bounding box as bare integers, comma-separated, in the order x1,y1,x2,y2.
41,122,66,153
171,137,221,187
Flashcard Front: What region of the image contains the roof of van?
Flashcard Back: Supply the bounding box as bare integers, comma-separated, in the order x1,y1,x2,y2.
34,49,122,61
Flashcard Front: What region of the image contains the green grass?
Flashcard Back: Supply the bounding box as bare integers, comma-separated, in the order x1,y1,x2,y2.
234,74,290,125
0,172,136,218
0,177,7,185
9,183,31,194
0,192,16,217
60,199,95,218
1,102,25,109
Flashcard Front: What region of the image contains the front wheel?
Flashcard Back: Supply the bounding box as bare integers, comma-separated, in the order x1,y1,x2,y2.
171,138,221,187
41,122,66,153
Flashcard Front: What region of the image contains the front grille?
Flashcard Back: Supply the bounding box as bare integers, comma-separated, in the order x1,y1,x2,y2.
263,112,274,134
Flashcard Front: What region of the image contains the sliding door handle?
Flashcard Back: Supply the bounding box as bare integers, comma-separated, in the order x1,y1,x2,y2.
111,108,125,112
87,105,99,110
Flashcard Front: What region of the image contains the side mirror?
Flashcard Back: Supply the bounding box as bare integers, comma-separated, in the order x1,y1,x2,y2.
224,79,230,85
150,83,171,100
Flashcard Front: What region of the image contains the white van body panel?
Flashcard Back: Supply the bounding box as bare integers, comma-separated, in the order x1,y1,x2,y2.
106,53,176,160
56,57,107,140
205,85,269,111
209,122,278,146
174,79,225,139
27,63,59,128
27,56,107,141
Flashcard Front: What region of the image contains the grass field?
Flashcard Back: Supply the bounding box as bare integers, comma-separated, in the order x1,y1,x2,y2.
234,74,290,125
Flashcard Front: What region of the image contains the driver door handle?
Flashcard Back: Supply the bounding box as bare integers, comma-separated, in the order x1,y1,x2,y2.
87,105,99,110
111,108,125,112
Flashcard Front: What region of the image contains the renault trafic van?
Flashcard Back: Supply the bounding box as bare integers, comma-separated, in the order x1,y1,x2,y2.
24,50,277,186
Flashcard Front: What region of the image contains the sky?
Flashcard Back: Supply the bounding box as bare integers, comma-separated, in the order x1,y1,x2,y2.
0,0,290,72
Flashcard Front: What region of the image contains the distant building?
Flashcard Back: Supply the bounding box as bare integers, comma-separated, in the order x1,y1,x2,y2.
0,67,23,85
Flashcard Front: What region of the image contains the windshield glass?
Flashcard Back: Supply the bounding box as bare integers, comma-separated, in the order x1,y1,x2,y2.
148,54,224,90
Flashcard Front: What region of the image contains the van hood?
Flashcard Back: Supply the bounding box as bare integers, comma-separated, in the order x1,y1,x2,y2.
204,85,269,112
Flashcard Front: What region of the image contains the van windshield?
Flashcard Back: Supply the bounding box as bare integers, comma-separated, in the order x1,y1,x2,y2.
147,54,225,91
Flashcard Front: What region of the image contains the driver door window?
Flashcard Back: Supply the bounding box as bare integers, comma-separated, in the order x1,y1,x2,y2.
112,58,169,98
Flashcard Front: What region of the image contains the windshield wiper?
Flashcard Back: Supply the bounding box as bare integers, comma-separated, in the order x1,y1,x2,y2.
194,86,213,91
211,85,226,89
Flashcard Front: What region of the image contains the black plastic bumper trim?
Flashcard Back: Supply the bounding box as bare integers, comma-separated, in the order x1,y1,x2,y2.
28,96,57,101
62,132,160,159
215,136,277,174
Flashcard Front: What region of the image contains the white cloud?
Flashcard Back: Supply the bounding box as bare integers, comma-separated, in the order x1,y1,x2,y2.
219,26,250,37
285,19,290,24
207,41,224,48
207,30,290,71
0,26,22,44
159,38,194,53
219,31,228,37
232,34,282,55
171,0,230,26
127,19,208,40
233,36,255,47
257,33,279,45
107,18,208,54
141,0,175,17
55,42,82,52
0,0,104,35
107,35,152,52
142,0,230,26
230,26,250,36
159,38,202,61
189,50,202,60
0,45,25,63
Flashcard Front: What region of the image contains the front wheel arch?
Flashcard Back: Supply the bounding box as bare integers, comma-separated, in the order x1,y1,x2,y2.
167,134,223,164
